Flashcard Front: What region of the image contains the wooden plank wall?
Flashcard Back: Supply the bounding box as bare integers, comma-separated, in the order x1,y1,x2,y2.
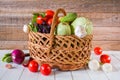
0,0,120,50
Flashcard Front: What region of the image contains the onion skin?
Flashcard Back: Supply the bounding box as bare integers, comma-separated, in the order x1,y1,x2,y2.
11,49,25,64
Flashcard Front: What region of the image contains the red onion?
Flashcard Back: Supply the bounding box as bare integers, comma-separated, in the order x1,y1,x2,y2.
11,49,29,64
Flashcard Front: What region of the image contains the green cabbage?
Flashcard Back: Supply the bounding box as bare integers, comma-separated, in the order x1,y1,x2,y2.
71,17,93,34
56,23,71,35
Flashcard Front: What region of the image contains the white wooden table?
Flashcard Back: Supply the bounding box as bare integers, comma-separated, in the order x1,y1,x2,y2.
0,50,120,80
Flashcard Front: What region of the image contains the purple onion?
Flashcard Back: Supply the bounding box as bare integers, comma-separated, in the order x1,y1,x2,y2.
11,49,25,64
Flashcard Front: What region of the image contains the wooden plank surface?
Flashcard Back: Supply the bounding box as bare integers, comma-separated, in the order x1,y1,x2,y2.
0,12,120,27
0,0,119,13
71,69,91,80
0,50,120,80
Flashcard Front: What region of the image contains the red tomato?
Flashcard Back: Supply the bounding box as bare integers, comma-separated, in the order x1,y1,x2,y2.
45,10,54,18
47,18,53,25
100,54,111,63
40,64,51,76
28,60,39,72
94,47,102,55
36,16,43,24
42,16,48,22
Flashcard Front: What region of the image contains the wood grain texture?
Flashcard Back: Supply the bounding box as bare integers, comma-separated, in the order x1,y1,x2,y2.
0,0,120,50
0,41,120,50
0,12,120,27
0,0,120,13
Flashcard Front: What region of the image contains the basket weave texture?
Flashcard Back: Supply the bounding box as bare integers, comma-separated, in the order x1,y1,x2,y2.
28,8,93,70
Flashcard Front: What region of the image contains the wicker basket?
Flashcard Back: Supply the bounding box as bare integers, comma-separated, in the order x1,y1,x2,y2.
28,8,93,70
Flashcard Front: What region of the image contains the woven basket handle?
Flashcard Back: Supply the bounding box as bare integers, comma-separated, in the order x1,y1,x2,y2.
49,8,66,48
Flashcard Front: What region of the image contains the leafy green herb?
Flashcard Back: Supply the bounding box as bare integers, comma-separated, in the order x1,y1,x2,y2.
32,13,39,24
40,12,45,17
33,27,38,32
32,12,45,24
28,23,38,32
29,23,33,31
30,12,46,32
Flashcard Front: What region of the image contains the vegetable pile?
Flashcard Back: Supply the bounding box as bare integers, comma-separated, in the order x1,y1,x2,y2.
2,49,29,64
2,9,113,76
23,9,93,38
88,47,112,73
26,10,54,33
2,49,52,76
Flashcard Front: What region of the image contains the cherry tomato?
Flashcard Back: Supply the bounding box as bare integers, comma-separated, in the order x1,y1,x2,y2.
100,54,111,64
47,18,52,25
28,60,39,72
45,10,54,18
94,47,102,55
36,16,43,24
42,16,48,22
40,64,51,76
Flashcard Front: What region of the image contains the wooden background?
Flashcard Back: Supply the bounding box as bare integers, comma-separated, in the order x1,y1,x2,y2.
0,0,120,50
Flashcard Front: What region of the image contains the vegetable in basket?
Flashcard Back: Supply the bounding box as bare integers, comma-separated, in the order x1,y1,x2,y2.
71,17,93,34
75,25,87,38
25,10,55,33
59,13,77,23
56,22,71,35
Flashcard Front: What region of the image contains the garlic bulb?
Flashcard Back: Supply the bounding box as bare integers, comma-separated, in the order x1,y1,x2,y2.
75,25,87,38
23,25,29,33
88,59,100,71
102,63,112,73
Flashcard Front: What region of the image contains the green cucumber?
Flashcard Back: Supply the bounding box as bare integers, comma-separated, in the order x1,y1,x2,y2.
59,13,77,23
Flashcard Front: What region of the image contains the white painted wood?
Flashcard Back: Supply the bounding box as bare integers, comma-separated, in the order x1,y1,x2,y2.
0,50,12,79
0,50,11,59
37,69,55,80
0,65,7,79
112,54,120,61
104,55,120,80
19,67,39,80
89,52,118,80
1,66,24,80
71,69,91,80
86,69,108,80
0,50,120,80
55,71,72,80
